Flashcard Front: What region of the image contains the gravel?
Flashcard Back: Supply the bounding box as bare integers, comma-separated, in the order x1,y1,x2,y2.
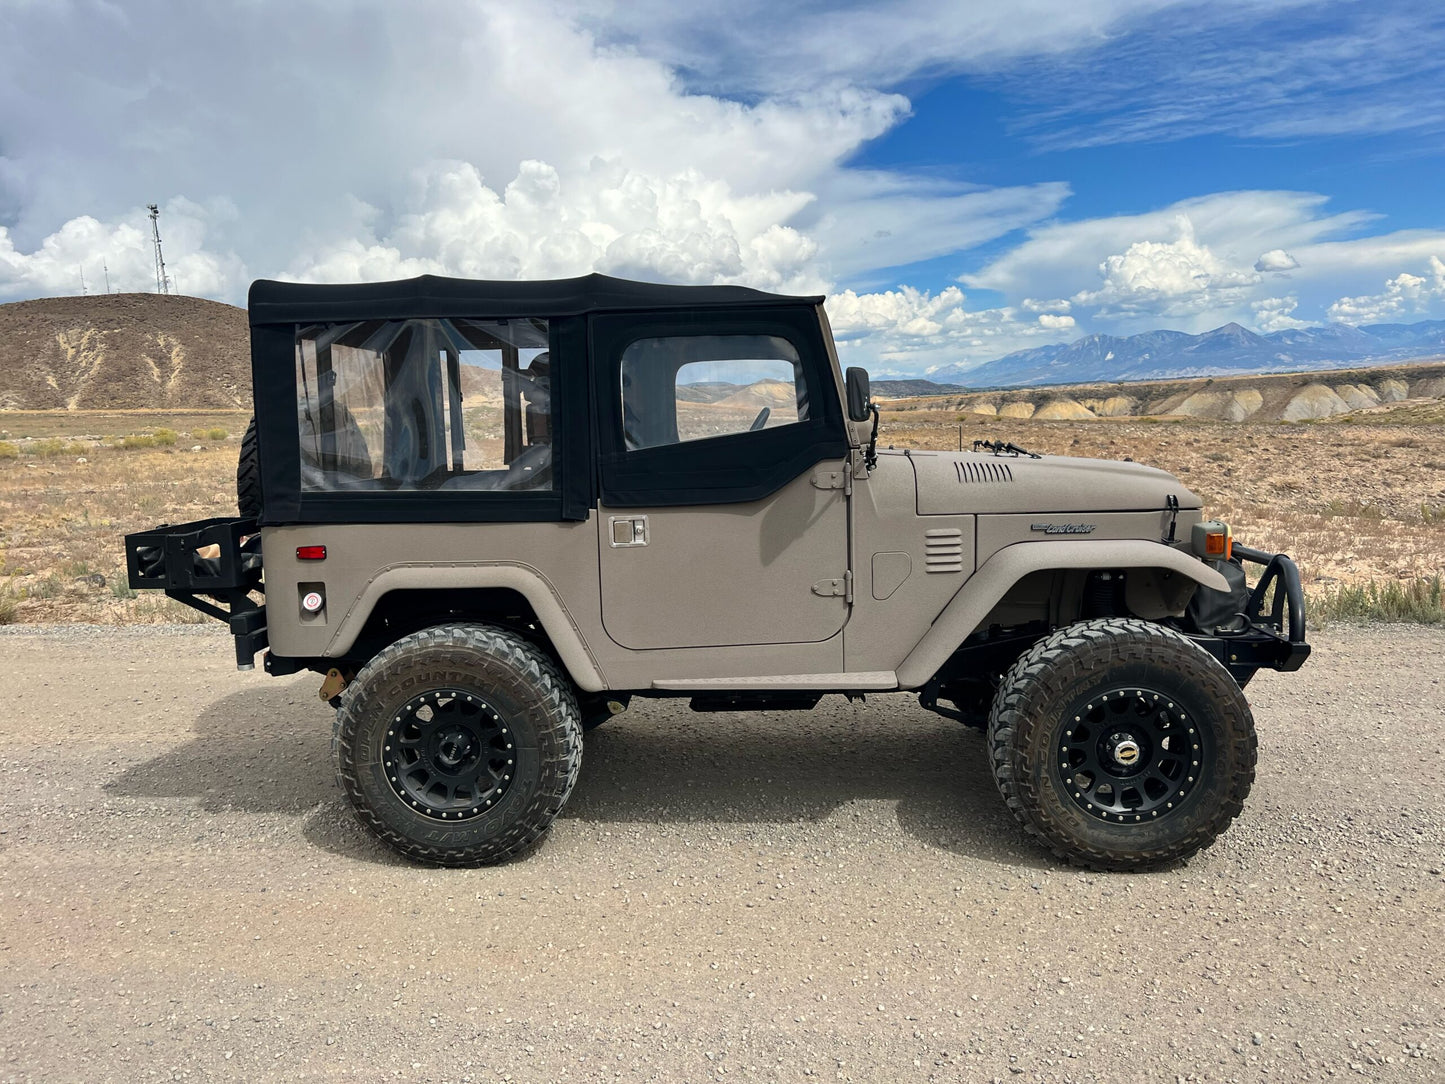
0,623,1441,1082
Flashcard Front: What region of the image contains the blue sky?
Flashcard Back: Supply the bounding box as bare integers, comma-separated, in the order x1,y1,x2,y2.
1,0,1442,376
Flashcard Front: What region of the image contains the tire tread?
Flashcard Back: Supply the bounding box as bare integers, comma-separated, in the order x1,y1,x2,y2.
987,617,1256,872
332,623,582,866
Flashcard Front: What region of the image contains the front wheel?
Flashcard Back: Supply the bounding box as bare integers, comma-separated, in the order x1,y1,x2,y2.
333,624,582,866
988,617,1256,871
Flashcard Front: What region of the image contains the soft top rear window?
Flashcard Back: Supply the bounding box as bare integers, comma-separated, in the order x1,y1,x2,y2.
295,318,553,493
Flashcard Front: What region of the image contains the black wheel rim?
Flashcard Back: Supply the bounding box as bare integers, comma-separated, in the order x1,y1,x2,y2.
1053,686,1208,823
383,689,515,820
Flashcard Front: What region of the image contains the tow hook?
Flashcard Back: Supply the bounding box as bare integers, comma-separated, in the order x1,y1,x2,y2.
318,667,350,702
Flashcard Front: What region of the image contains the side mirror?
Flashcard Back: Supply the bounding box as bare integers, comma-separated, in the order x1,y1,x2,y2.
845,367,872,422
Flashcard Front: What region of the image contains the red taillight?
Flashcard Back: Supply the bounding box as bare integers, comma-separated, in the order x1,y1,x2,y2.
296,545,327,561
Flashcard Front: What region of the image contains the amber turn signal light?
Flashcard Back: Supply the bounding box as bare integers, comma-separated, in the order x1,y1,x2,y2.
1190,520,1231,561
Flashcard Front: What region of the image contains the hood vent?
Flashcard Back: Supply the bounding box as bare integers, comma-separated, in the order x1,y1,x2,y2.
955,461,1013,484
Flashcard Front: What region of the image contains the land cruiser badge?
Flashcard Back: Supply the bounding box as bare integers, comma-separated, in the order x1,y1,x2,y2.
1030,522,1098,535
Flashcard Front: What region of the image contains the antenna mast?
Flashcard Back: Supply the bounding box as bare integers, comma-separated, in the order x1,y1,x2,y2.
79,265,88,295
147,203,170,294
103,261,112,294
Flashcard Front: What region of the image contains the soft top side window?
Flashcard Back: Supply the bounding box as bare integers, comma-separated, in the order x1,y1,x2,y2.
593,307,850,508
620,334,808,451
295,317,553,493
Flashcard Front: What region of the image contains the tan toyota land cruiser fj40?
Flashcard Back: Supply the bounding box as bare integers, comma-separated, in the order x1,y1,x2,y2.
126,274,1310,870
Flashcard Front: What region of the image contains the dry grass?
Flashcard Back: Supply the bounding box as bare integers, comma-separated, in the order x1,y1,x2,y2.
1312,575,1445,624
880,409,1445,600
0,409,250,440
2,406,1442,625
0,423,240,624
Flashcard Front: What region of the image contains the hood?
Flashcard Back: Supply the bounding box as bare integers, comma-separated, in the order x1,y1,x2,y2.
901,449,1201,515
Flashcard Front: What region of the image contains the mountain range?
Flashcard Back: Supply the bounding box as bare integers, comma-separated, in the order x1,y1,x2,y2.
930,318,1445,389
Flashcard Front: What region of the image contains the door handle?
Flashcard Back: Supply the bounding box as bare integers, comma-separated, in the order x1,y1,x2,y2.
608,515,649,547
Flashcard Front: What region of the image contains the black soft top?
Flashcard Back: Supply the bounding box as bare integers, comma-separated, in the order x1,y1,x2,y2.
248,273,824,325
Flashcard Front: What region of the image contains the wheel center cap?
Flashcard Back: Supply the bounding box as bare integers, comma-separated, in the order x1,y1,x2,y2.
1111,737,1141,766
435,730,474,769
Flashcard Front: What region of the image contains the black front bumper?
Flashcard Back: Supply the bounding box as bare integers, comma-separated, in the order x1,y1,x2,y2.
1188,542,1311,684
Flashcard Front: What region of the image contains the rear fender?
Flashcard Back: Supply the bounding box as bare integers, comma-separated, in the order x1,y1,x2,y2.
325,563,607,692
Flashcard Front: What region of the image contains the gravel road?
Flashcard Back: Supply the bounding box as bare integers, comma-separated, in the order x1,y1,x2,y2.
1,623,1441,1083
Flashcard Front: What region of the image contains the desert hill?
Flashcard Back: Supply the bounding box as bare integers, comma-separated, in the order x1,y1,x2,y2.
883,360,1445,424
0,293,250,410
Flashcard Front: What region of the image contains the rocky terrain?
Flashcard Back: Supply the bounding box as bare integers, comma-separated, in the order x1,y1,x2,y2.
881,360,1445,424
0,293,250,410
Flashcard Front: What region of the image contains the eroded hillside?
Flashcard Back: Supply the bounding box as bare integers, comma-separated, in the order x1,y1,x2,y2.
0,294,250,410
882,361,1445,424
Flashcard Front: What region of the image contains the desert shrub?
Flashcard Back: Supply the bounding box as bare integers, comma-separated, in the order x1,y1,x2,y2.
64,442,89,456
153,428,178,446
1422,502,1445,526
1321,497,1385,519
118,434,156,449
205,427,229,441
30,438,66,456
25,575,63,600
110,580,137,600
0,590,17,625
0,441,18,459
1313,575,1444,625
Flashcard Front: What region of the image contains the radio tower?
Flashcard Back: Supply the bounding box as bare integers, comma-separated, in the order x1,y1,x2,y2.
147,203,170,294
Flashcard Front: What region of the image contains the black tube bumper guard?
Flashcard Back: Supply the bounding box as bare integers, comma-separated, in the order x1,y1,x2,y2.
124,517,267,670
1190,542,1311,683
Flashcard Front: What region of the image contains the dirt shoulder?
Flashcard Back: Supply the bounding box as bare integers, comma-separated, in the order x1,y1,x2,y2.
0,623,1440,1082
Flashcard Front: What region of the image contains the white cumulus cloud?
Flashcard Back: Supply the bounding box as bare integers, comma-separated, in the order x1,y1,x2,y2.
0,198,243,298
286,159,824,294
1326,255,1445,324
1251,296,1310,333
962,191,1445,337
1072,216,1260,317
827,286,969,338
1254,249,1300,272
826,285,1078,372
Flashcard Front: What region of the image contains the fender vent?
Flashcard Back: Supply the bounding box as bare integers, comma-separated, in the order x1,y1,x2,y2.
956,461,1013,484
924,528,965,573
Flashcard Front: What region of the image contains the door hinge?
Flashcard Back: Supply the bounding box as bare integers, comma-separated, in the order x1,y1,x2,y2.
811,467,852,496
811,569,854,603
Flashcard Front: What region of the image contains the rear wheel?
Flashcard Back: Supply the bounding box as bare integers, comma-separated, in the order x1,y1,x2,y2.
988,617,1256,871
333,623,582,866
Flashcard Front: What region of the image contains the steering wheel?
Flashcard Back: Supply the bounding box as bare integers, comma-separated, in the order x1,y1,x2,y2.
749,406,771,432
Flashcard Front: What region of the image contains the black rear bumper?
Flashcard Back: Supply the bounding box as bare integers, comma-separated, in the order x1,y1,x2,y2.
1188,542,1311,684
124,517,267,669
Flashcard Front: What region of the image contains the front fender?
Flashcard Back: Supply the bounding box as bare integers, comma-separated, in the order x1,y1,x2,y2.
893,540,1228,689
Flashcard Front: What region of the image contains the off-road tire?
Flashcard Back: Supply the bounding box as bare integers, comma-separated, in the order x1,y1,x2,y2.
237,417,261,519
332,623,582,866
988,617,1256,872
